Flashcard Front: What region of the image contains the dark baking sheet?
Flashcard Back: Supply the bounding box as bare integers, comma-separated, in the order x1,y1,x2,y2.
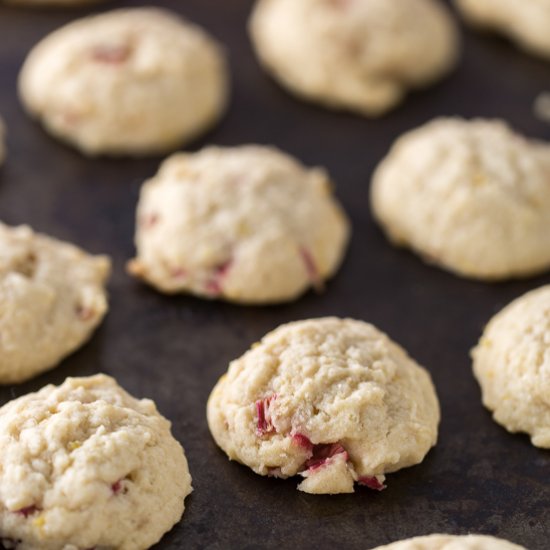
0,1,549,549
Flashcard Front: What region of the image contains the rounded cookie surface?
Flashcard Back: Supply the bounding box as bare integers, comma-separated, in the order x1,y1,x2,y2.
371,534,526,550
207,317,439,494
18,7,228,156
472,285,550,448
128,145,350,304
455,0,550,59
371,118,550,280
249,0,459,116
0,374,192,550
0,222,110,384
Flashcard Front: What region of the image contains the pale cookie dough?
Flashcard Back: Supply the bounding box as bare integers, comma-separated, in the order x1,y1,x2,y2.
18,8,229,156
207,317,439,494
128,145,350,304
371,118,550,280
0,374,192,550
371,534,526,550
455,0,550,60
472,285,550,448
0,222,110,383
249,0,459,116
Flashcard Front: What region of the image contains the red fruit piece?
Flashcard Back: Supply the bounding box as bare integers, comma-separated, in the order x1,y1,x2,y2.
92,44,131,64
305,443,348,471
358,475,386,491
111,480,123,494
140,213,159,229
76,305,94,321
14,505,40,518
255,395,276,435
291,433,313,452
205,259,233,295
299,247,324,292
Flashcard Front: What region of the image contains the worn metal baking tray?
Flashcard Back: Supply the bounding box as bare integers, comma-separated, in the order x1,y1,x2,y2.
0,0,549,548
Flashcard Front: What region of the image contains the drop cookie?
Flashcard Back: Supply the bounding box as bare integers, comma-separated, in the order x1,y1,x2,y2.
472,285,550,448
0,374,192,550
18,8,229,156
455,0,550,60
371,534,526,550
0,222,110,383
207,317,439,494
128,145,350,304
371,118,550,280
249,0,459,116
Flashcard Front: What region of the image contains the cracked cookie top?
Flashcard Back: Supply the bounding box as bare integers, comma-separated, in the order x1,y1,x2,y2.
128,145,350,304
472,285,550,449
0,374,192,550
0,223,110,383
371,118,550,280
207,317,439,494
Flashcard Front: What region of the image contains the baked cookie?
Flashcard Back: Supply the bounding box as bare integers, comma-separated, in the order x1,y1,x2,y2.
371,534,526,550
472,285,550,448
249,0,459,116
371,118,550,280
455,0,550,60
207,317,439,494
0,222,110,383
0,374,192,550
128,145,350,304
18,8,228,156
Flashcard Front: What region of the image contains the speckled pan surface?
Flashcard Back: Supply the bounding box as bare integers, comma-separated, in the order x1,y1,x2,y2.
0,1,548,549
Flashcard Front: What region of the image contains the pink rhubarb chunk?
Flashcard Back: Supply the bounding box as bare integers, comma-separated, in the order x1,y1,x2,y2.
299,247,324,291
255,395,276,435
291,433,313,452
92,44,131,64
14,505,40,518
205,259,233,295
358,475,386,491
305,443,348,471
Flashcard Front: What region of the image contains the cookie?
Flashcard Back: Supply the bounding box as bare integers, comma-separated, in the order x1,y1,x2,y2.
455,0,550,60
128,145,350,304
371,534,526,550
371,118,550,280
0,374,192,550
0,222,110,383
18,8,229,156
207,317,439,494
472,285,550,448
249,0,459,116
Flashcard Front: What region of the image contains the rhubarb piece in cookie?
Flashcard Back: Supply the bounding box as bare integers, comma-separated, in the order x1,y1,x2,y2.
371,534,526,550
0,222,110,383
128,145,350,304
249,0,459,116
371,118,550,280
207,317,439,494
455,0,550,60
472,285,550,448
0,374,192,550
18,8,228,156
